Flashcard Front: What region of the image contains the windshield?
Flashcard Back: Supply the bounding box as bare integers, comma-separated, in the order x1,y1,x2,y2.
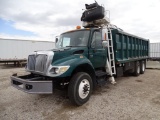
56,30,90,48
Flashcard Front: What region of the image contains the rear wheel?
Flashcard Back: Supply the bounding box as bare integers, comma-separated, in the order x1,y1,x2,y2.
133,61,140,76
68,72,93,106
140,60,146,74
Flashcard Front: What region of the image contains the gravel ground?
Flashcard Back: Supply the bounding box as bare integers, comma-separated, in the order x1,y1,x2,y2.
146,61,160,69
0,62,160,120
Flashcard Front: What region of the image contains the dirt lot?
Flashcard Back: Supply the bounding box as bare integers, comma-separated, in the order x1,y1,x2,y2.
0,62,160,120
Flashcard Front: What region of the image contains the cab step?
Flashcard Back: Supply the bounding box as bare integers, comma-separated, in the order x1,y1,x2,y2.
95,70,108,85
95,70,107,77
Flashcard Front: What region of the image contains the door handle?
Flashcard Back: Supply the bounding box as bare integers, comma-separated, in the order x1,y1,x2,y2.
89,54,93,57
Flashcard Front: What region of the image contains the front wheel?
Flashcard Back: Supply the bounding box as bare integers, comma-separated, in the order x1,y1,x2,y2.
68,72,93,106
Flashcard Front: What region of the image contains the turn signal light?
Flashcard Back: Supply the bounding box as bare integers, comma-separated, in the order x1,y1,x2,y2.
76,26,81,29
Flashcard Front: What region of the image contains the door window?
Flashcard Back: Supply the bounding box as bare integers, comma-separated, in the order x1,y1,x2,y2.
91,31,102,48
62,37,70,47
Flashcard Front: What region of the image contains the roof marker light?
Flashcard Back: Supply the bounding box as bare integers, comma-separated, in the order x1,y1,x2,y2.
76,26,81,29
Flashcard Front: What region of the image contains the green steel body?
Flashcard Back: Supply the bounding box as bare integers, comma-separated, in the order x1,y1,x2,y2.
112,29,149,64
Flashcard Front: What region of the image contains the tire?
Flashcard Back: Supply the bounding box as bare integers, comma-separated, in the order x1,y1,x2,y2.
140,60,146,74
68,72,93,106
133,61,140,76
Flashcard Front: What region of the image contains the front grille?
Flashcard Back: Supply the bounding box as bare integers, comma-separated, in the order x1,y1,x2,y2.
28,55,36,70
27,54,48,72
35,54,48,72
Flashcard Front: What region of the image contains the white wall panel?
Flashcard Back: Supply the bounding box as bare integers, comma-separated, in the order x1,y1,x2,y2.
0,38,55,59
150,43,160,58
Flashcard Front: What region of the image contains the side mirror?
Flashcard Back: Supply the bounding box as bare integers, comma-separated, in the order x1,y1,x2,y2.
55,38,58,43
102,41,108,48
55,37,59,48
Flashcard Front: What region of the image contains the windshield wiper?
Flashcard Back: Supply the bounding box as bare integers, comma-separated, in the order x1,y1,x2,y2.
66,46,76,47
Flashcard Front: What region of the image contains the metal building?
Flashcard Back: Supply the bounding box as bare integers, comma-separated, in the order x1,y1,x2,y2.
150,42,160,60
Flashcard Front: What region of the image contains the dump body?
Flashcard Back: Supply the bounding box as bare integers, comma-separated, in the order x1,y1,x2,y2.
111,29,149,63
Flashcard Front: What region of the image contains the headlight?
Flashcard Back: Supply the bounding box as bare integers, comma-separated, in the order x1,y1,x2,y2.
49,66,70,74
58,66,70,73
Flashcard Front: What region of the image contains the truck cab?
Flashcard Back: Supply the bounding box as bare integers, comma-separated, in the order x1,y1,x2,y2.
55,28,107,68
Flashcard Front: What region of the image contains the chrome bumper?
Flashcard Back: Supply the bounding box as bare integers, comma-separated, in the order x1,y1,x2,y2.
11,74,53,94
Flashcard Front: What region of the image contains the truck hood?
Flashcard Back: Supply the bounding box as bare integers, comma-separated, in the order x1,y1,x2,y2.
26,47,88,76
51,47,88,63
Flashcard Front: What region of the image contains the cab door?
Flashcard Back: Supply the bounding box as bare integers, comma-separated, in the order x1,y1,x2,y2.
89,30,107,68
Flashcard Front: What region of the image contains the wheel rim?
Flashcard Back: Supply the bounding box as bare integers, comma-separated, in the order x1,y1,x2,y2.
142,62,145,71
137,63,140,73
78,79,90,99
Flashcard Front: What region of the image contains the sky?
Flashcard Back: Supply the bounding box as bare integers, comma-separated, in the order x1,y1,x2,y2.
0,0,160,42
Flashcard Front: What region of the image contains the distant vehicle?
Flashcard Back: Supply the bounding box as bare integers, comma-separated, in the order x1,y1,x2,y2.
0,38,54,66
11,2,149,106
149,42,160,60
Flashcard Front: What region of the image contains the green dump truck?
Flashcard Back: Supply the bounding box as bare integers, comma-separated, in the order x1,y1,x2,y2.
11,2,149,106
